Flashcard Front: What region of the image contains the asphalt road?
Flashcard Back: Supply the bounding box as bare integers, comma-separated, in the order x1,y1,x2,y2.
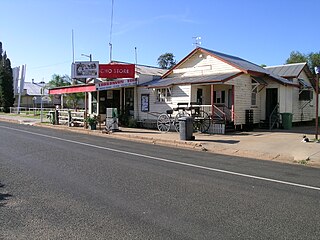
1,121,320,240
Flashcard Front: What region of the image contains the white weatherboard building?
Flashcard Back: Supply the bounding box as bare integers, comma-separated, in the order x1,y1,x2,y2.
265,63,316,123
136,47,316,131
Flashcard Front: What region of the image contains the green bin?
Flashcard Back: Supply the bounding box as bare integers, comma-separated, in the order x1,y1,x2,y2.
281,113,292,130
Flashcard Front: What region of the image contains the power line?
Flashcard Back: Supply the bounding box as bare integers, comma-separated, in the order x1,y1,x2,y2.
28,60,71,70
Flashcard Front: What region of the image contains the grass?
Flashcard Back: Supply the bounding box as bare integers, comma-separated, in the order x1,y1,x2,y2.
297,159,308,165
0,112,51,122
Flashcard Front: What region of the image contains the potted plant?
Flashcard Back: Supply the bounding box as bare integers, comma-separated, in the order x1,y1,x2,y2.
86,115,97,130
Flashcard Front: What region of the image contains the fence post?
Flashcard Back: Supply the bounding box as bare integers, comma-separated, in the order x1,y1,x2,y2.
55,109,59,125
68,110,71,127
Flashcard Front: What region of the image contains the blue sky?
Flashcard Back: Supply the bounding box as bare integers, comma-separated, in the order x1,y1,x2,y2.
1,0,320,82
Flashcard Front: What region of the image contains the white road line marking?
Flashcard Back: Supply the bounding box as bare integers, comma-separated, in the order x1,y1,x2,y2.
1,125,320,191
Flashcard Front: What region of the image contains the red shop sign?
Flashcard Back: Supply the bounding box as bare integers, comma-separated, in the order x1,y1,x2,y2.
99,64,135,78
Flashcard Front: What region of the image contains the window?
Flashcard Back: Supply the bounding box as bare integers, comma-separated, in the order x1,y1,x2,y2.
298,78,313,101
214,90,225,104
155,87,172,102
299,90,313,101
251,79,259,106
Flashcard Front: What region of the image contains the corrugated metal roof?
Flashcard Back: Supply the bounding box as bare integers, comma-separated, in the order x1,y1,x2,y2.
135,65,167,76
141,72,241,88
265,63,306,77
111,61,166,76
298,78,312,89
199,47,294,86
201,48,271,75
252,76,268,85
23,82,48,96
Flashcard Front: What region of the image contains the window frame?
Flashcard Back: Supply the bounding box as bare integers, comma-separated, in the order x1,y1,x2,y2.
214,90,226,104
155,87,172,103
251,78,259,106
299,90,313,101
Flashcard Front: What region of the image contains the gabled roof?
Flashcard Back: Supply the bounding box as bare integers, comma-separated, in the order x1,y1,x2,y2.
200,48,272,75
140,72,242,88
23,82,48,96
162,47,294,86
265,62,318,90
265,63,307,78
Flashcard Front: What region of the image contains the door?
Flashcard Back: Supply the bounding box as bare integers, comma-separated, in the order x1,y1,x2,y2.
197,88,203,105
124,88,134,116
228,89,232,109
266,88,278,120
106,90,121,111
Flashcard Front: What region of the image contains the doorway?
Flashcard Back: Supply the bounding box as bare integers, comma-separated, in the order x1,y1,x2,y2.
266,88,278,119
123,88,134,116
197,88,203,105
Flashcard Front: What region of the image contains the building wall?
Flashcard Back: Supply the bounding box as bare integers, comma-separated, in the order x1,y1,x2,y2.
292,71,316,122
168,53,239,78
137,85,191,121
227,74,259,125
190,85,212,105
278,84,290,114
257,71,315,123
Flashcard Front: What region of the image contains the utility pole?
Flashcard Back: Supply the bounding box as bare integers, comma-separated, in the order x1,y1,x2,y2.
81,53,93,129
40,87,44,123
315,66,319,140
109,0,114,62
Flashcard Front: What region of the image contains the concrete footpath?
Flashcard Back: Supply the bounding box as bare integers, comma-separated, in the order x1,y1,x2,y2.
1,114,320,168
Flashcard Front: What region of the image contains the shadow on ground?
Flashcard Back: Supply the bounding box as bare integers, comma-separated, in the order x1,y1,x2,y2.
199,139,240,144
0,182,12,207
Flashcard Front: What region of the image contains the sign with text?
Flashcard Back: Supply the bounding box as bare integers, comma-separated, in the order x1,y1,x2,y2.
99,64,135,79
72,61,99,79
96,79,137,91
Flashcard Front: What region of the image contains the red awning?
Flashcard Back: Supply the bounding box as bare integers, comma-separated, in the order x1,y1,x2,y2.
49,84,96,94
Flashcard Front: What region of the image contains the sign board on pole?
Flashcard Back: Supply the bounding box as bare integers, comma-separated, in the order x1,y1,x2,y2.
19,65,26,93
71,61,99,79
96,79,137,91
12,66,20,95
99,64,135,79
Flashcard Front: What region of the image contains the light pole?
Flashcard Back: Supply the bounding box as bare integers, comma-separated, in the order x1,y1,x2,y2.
81,53,92,129
315,66,319,140
81,53,92,62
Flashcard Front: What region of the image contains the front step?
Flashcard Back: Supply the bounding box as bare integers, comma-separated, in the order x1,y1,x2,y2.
209,120,235,134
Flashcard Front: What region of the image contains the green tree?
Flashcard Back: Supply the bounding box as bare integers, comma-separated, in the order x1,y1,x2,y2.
286,51,320,74
157,53,176,69
48,74,71,88
48,74,84,109
65,92,85,109
286,51,308,64
0,42,14,112
307,52,320,73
